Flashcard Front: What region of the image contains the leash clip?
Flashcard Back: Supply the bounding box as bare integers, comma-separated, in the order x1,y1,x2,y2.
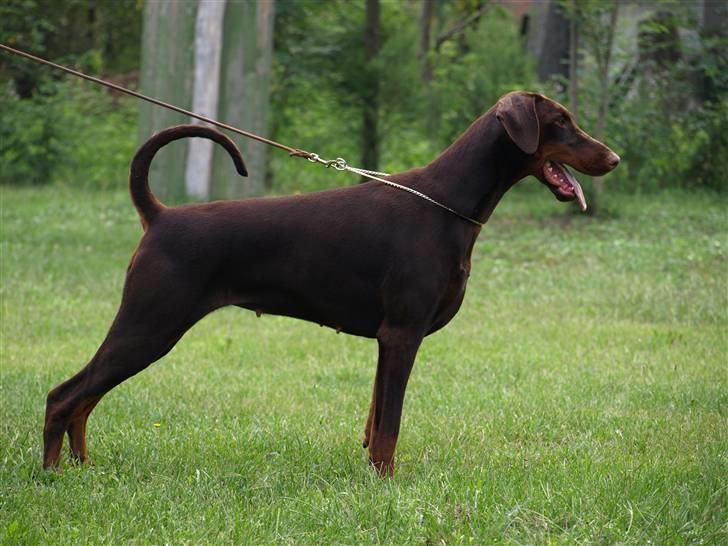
330,158,347,171
309,154,347,171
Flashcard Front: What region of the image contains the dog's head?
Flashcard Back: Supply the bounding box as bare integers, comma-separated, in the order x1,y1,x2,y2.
496,91,619,211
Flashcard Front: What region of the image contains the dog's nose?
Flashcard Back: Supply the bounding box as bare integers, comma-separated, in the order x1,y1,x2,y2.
607,151,620,169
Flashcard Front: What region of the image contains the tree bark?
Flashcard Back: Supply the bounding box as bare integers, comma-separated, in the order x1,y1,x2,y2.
525,0,570,82
592,3,619,206
138,0,196,202
568,0,579,121
701,0,728,103
361,0,381,176
418,0,433,83
210,0,275,199
185,0,226,200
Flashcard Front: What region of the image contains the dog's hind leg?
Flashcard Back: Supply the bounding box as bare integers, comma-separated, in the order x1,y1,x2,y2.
66,398,100,463
43,254,213,469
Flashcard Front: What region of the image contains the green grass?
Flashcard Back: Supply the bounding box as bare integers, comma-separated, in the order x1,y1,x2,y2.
1,184,726,544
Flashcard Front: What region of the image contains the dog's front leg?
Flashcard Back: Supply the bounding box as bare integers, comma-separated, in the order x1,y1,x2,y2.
362,380,376,449
367,328,422,477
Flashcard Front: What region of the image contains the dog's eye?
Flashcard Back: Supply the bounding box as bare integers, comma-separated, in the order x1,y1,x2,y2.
555,116,568,128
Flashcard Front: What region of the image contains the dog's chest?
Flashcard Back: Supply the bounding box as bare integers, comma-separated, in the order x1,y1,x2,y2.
429,260,470,333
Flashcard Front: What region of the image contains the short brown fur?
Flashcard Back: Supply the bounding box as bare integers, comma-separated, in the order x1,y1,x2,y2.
43,92,619,475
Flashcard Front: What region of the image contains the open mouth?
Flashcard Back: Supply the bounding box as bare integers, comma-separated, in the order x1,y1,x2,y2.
543,161,587,212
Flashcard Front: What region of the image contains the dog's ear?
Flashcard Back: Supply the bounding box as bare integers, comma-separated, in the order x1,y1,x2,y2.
496,93,540,154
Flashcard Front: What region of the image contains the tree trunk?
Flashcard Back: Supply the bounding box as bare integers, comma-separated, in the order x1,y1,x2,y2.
138,0,196,203
525,0,570,82
361,0,381,177
418,0,433,83
592,3,619,207
210,0,275,199
185,0,226,200
568,0,579,120
701,0,728,103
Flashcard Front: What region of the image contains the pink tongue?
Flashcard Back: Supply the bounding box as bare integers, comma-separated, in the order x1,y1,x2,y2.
572,178,587,212
562,166,587,212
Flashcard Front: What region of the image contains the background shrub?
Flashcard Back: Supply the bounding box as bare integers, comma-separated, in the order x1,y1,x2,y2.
0,78,137,188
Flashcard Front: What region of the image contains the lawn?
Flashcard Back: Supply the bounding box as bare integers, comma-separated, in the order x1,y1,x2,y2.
1,183,726,544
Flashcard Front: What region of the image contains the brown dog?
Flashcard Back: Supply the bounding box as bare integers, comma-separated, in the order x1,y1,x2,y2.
43,92,619,475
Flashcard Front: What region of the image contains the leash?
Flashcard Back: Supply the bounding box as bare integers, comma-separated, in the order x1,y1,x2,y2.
317,156,483,226
0,43,483,227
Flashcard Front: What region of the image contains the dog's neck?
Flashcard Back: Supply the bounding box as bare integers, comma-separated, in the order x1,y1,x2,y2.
422,110,528,225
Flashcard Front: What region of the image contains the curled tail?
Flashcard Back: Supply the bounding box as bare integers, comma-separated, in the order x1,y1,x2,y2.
129,124,248,228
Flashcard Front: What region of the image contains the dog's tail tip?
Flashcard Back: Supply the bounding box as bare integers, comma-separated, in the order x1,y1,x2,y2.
130,125,249,228
227,139,248,177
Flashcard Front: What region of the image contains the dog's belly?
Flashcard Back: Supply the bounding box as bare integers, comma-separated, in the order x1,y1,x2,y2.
214,224,394,337
235,295,382,337
230,276,385,338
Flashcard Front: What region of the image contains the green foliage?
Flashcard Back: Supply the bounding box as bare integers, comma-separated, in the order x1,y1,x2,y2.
687,98,728,186
1,0,724,195
0,0,142,92
269,0,369,194
429,6,537,148
609,92,728,191
608,5,727,192
561,1,728,192
1,186,726,543
269,2,537,193
0,0,142,188
0,79,137,187
0,80,62,184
